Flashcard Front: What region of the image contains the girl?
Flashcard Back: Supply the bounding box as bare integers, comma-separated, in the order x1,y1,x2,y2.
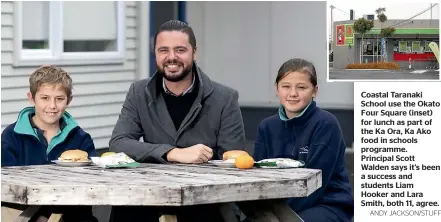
253,58,354,222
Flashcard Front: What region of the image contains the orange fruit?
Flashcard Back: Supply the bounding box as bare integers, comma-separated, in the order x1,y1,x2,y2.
235,154,255,169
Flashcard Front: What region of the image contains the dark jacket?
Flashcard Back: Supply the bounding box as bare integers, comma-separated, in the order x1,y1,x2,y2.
1,107,98,222
1,107,97,167
109,64,246,163
253,101,354,222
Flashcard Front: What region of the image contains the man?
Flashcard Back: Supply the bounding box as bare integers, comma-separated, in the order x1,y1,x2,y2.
109,20,246,221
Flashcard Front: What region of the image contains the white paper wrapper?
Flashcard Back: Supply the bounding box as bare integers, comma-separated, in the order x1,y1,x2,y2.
91,152,138,168
255,158,305,168
223,159,235,164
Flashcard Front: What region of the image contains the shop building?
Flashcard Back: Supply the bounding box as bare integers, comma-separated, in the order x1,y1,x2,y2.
333,19,439,69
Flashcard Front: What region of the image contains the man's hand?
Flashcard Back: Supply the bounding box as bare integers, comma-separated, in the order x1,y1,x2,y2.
166,144,213,164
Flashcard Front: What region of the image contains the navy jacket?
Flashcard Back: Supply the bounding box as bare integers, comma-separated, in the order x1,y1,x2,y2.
253,101,354,221
2,107,97,166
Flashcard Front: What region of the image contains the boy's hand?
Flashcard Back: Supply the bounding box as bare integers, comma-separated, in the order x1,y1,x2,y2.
166,144,213,164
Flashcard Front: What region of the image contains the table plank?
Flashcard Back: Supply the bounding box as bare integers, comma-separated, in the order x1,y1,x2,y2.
2,164,321,206
182,179,309,205
2,184,183,206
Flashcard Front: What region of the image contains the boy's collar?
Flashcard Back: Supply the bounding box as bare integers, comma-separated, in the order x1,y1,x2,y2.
29,113,67,132
14,107,78,137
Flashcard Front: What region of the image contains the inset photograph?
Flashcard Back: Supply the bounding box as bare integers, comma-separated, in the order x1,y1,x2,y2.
328,2,440,81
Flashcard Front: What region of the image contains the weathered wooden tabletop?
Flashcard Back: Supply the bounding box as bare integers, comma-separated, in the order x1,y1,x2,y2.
1,163,321,206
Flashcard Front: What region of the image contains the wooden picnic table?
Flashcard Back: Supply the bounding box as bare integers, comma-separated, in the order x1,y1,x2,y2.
1,163,322,222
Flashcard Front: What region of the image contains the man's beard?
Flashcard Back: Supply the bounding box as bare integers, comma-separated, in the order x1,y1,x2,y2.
157,61,193,82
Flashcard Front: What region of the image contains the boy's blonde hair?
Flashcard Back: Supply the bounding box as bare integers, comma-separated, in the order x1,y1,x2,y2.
29,65,73,100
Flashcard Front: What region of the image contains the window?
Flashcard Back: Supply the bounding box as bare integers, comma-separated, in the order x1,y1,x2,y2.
411,41,422,54
360,38,383,63
15,1,125,66
398,41,409,53
424,40,439,52
394,40,438,54
425,41,431,52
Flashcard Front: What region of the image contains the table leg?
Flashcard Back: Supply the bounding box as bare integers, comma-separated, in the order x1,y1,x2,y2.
47,213,63,222
218,203,239,222
2,206,23,221
237,200,305,222
235,201,279,222
14,206,41,222
2,205,65,222
267,201,304,222
159,214,178,222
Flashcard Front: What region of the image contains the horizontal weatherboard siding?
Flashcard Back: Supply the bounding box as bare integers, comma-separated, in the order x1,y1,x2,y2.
1,1,139,149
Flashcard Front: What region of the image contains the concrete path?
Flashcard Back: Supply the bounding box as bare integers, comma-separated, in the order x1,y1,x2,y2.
329,68,439,80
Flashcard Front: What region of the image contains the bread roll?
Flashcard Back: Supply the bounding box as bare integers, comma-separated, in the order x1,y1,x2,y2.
223,150,249,160
59,149,89,162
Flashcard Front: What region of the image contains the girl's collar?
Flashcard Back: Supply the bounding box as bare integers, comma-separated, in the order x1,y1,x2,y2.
279,99,314,121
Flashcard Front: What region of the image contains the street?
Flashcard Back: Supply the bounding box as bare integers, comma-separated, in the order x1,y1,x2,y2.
328,68,440,80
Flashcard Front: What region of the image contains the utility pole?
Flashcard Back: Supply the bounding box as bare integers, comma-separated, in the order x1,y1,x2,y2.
430,3,433,27
330,5,335,52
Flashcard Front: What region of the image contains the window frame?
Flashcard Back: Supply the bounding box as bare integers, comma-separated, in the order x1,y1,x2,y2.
14,1,125,67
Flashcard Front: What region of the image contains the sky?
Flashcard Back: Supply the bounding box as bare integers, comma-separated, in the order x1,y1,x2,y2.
327,1,440,38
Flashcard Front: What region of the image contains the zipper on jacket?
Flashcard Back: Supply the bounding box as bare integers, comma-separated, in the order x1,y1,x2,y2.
46,126,79,161
176,104,202,140
27,135,49,162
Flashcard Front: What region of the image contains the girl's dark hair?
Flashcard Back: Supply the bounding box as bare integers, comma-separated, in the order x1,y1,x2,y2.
275,58,317,86
153,20,197,50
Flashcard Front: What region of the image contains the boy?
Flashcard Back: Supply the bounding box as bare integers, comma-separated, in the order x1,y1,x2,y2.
1,65,98,222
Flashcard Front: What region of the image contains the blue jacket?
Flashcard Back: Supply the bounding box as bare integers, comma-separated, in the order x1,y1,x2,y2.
253,101,354,221
2,107,97,166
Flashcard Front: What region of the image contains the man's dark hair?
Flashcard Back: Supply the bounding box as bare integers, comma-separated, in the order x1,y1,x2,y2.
153,20,197,51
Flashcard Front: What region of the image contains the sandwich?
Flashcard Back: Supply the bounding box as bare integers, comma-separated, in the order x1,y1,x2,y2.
59,149,89,162
222,150,249,161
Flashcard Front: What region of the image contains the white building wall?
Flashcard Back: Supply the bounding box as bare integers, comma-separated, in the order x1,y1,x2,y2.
1,1,141,149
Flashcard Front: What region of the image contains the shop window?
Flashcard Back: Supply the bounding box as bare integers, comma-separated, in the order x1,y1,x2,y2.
394,40,438,54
